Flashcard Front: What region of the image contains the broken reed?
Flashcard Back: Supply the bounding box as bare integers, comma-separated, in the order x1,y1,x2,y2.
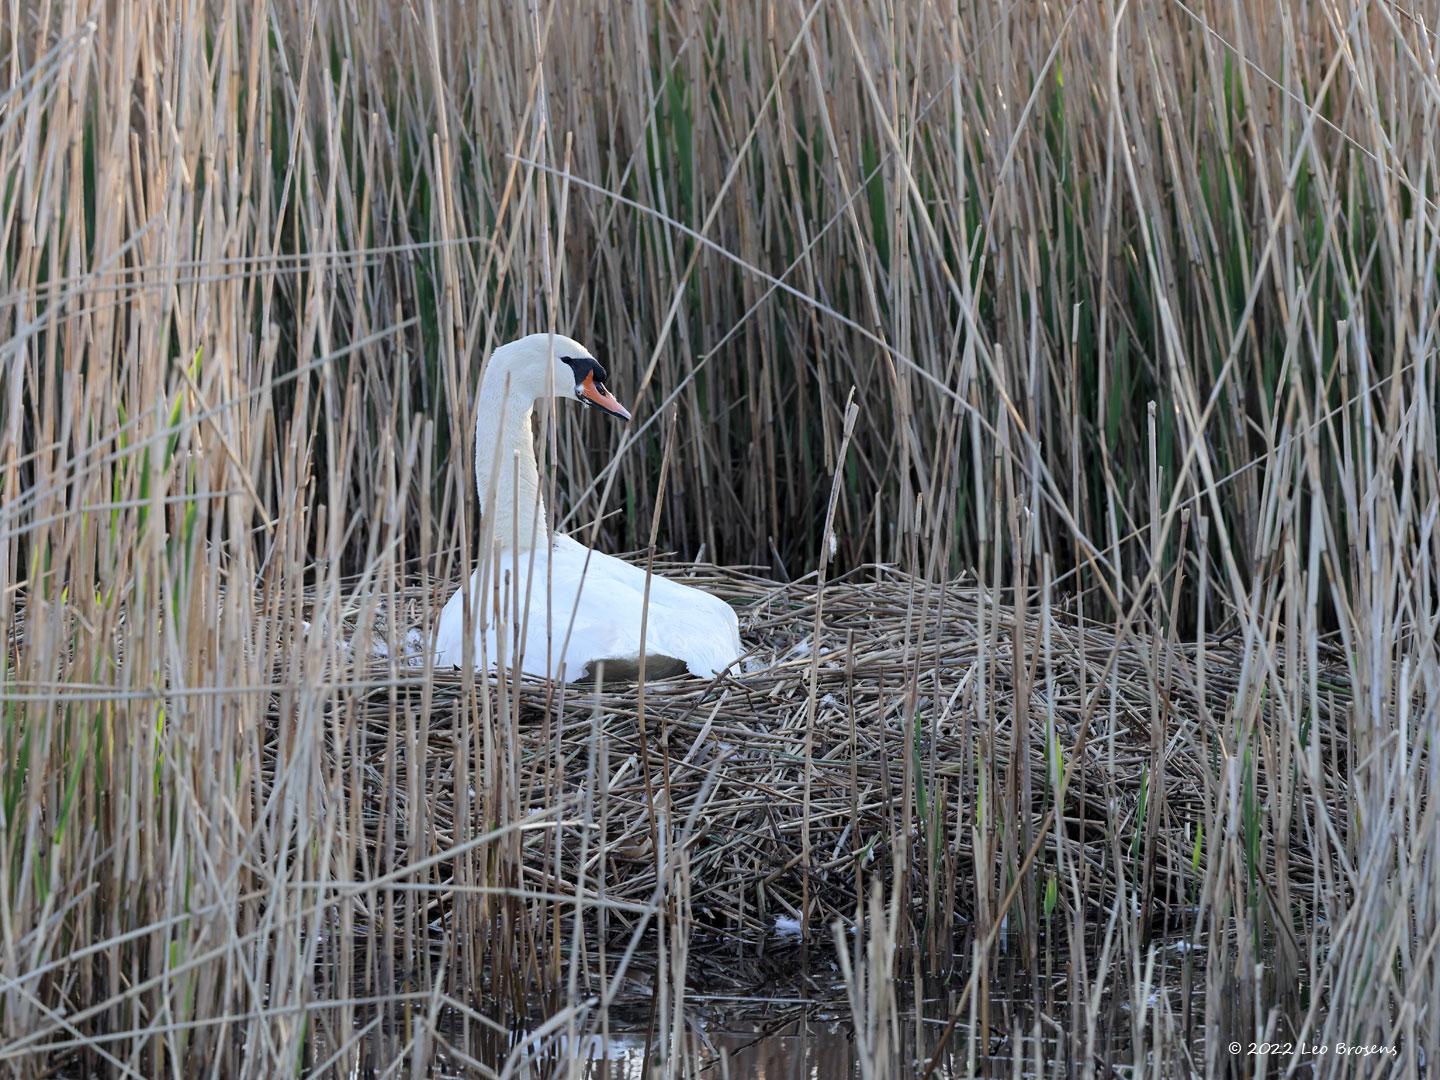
2,1,1437,1077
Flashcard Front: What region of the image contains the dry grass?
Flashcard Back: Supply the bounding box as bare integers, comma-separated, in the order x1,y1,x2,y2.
2,0,1438,1076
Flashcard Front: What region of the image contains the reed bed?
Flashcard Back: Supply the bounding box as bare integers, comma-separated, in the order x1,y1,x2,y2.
3,0,1438,1076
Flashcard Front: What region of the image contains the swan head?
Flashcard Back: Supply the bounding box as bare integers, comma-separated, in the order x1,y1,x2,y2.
487,333,632,421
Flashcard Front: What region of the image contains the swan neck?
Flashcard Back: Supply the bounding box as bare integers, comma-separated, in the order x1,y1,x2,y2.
474,380,548,551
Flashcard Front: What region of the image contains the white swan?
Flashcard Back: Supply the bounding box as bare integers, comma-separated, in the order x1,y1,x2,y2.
432,333,741,682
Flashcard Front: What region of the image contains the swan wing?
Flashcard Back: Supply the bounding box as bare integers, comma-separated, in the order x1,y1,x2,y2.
433,535,742,681
548,536,741,678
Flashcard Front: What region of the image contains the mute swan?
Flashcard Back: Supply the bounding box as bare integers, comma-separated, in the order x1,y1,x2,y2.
432,333,741,682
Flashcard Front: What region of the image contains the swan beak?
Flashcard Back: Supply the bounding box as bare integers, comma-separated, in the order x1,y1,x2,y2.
577,371,632,421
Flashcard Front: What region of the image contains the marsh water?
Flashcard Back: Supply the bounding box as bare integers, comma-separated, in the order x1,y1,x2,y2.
425,992,1190,1079
397,934,1214,1078
433,1007,1025,1078
530,1019,970,1078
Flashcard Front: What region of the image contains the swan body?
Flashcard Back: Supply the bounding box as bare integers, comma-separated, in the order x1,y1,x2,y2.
433,333,741,681
433,534,740,680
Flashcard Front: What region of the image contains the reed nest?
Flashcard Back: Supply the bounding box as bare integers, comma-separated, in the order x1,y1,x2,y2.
320,559,1354,955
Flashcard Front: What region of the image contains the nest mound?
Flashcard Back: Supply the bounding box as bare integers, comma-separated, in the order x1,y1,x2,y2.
335,560,1349,950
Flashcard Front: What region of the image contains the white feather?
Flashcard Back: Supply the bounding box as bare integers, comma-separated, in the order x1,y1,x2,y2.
433,534,741,679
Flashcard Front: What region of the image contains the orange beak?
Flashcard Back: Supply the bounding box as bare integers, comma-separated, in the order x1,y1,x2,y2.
577,371,632,421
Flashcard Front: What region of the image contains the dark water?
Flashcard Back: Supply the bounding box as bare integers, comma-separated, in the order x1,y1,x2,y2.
447,987,1144,1079
335,931,1214,1077
575,1023,952,1079
490,1013,975,1079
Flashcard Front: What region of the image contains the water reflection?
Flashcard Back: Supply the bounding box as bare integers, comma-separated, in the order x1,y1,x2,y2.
501,1018,964,1079
340,929,1210,1076
586,1026,936,1079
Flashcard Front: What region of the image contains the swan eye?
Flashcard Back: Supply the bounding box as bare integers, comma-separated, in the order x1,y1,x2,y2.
562,355,607,389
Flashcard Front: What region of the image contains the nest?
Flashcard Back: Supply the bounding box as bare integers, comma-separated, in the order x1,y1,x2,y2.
323,559,1351,963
